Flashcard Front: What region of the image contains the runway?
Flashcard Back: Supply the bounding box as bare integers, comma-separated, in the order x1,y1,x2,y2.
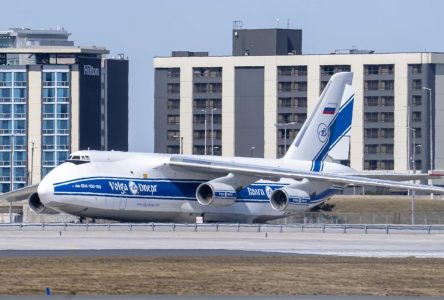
1,230,443,258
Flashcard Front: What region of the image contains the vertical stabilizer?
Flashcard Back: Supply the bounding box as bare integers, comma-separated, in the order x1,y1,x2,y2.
283,72,354,171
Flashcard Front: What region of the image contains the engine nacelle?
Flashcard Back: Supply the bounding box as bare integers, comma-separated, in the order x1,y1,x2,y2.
28,192,58,214
196,182,237,207
270,187,311,212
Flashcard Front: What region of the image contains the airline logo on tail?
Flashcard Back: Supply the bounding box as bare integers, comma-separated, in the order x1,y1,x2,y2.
317,123,329,143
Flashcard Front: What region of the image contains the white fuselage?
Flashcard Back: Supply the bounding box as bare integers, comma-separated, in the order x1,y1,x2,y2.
37,151,353,223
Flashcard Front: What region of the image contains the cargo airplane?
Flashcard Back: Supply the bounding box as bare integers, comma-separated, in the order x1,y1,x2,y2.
3,72,444,223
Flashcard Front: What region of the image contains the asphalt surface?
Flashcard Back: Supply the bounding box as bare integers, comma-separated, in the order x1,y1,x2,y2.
0,249,297,257
1,230,444,257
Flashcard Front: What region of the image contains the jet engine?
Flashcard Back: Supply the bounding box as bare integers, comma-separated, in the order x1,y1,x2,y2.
196,182,237,207
269,187,311,212
28,192,58,214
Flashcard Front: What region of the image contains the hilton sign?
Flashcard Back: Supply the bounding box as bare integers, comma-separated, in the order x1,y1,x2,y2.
83,64,100,76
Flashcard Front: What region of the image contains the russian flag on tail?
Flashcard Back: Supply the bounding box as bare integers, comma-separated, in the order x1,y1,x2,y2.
323,107,336,115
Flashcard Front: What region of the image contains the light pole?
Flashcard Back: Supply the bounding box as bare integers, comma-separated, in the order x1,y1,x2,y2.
422,86,433,199
275,122,296,155
30,141,34,185
408,127,421,225
249,146,255,157
201,109,207,155
211,108,217,155
9,134,14,223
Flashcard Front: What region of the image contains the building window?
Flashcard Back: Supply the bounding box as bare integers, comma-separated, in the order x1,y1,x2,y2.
277,113,306,124
411,64,422,74
412,96,422,106
380,128,394,138
213,146,222,156
412,79,422,90
167,83,180,94
193,114,205,124
212,114,222,125
364,65,379,75
295,97,307,107
379,65,394,75
167,130,180,140
321,65,351,76
364,128,379,138
414,128,421,138
380,112,394,122
364,80,379,90
193,83,222,94
380,96,394,106
294,82,307,92
194,98,221,109
193,145,205,155
209,83,222,93
379,160,394,170
364,145,378,154
167,99,180,110
278,97,292,108
193,130,206,140
414,144,422,154
278,82,292,92
364,112,378,122
364,160,378,170
379,144,394,154
364,96,378,106
167,114,180,125
277,66,307,76
414,160,422,170
379,80,394,91
364,160,394,170
0,72,12,86
167,145,180,154
412,112,421,122
193,67,222,78
167,68,180,78
321,66,335,76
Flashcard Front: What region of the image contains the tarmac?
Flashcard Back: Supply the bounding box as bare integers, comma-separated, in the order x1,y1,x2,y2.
0,230,443,258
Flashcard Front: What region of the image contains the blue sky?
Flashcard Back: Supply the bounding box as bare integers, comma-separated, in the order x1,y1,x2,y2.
3,0,444,151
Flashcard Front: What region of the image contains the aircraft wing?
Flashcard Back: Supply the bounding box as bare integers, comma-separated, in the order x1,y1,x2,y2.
169,157,444,194
0,184,38,202
341,171,443,182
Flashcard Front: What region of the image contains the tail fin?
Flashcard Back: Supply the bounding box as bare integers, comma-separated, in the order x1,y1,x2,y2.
283,72,354,171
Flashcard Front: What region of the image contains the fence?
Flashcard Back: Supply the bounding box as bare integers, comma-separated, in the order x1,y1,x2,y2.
273,212,444,225
0,222,443,234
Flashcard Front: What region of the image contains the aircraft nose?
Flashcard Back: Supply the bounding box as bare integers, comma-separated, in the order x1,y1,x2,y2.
37,177,54,205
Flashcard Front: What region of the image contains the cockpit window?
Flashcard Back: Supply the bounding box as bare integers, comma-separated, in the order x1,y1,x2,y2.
66,154,91,165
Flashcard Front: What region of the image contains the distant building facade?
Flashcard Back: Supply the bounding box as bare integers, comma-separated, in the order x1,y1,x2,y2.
154,28,444,180
0,27,128,191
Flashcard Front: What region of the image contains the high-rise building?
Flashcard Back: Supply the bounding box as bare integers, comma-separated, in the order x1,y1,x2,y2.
154,28,444,183
0,27,128,191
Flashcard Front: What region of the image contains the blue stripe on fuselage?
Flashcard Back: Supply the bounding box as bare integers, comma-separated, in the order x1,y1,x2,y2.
53,177,340,204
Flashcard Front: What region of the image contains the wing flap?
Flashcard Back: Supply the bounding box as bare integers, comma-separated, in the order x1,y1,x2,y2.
342,171,443,182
